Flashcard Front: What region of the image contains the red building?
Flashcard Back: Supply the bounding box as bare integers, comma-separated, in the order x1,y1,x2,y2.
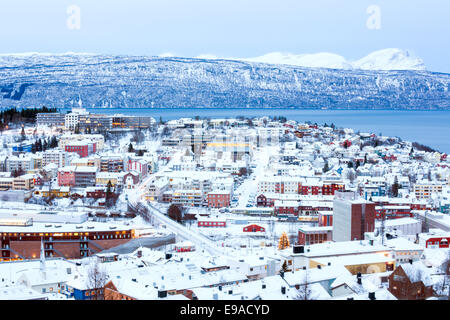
65,142,96,158
318,211,333,227
57,166,76,187
332,191,376,242
274,200,299,216
419,234,450,248
86,187,107,199
243,224,265,233
375,206,412,220
207,191,231,208
297,226,332,245
197,219,226,227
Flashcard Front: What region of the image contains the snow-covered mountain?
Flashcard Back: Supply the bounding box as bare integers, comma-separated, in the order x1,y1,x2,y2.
242,49,426,71
0,52,448,110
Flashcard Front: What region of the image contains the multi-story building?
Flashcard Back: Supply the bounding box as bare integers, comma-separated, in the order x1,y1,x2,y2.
58,134,105,151
65,141,97,158
100,156,124,172
57,166,76,187
332,191,376,242
74,166,98,188
112,115,156,129
6,155,33,173
77,114,113,132
297,226,333,245
36,113,65,127
42,149,69,168
12,174,35,190
413,181,444,199
172,189,203,207
0,219,135,261
207,190,231,208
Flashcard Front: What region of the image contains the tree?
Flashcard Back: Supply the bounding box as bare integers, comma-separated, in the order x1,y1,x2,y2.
391,176,400,197
347,161,354,168
105,180,114,208
128,143,134,153
239,167,248,176
294,270,313,300
87,260,108,300
278,232,290,250
20,126,26,141
322,161,330,173
433,251,450,300
281,260,289,273
346,169,356,184
168,204,183,222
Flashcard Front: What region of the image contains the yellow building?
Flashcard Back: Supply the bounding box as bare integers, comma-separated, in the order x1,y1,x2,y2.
309,252,395,275
12,174,35,191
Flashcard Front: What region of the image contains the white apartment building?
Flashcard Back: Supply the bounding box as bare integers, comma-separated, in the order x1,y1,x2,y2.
413,180,444,199
42,149,69,168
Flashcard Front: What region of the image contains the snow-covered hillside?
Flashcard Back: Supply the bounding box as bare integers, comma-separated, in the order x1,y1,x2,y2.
0,52,448,109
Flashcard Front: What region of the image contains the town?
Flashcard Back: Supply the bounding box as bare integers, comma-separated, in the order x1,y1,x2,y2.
0,106,448,301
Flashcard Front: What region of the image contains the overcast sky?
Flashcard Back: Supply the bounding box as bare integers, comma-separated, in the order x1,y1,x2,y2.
0,0,448,72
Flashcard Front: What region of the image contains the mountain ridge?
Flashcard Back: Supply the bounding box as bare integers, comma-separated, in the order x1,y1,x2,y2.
0,53,448,110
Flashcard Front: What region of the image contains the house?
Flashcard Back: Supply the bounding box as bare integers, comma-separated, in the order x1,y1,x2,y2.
0,284,48,300
388,260,435,300
174,241,195,252
243,224,265,234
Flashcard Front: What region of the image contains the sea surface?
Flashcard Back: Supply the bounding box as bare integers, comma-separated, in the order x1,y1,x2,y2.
60,108,450,153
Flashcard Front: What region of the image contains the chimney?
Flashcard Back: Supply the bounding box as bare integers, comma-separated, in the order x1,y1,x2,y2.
368,292,376,300
281,286,286,294
409,259,413,264
357,272,362,285
137,250,142,258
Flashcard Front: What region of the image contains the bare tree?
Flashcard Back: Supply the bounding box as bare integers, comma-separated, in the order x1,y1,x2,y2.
346,169,356,185
87,260,108,300
295,269,313,300
433,250,450,300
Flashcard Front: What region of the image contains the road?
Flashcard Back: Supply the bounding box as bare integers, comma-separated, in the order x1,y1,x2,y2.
128,198,224,256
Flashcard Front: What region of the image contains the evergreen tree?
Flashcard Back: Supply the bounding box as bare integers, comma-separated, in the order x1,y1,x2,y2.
20,126,26,141
322,161,330,173
105,180,113,208
128,143,134,153
355,160,360,169
391,176,400,197
278,232,290,250
281,260,289,273
347,161,353,168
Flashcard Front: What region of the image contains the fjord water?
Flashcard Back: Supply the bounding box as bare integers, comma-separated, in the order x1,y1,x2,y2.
62,108,450,153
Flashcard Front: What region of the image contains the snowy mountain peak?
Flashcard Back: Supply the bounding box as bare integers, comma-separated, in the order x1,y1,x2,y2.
238,48,426,71
352,48,426,71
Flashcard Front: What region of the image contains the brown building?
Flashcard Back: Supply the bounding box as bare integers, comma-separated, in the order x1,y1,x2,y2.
0,220,135,261
388,261,434,300
104,280,137,300
333,191,375,242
